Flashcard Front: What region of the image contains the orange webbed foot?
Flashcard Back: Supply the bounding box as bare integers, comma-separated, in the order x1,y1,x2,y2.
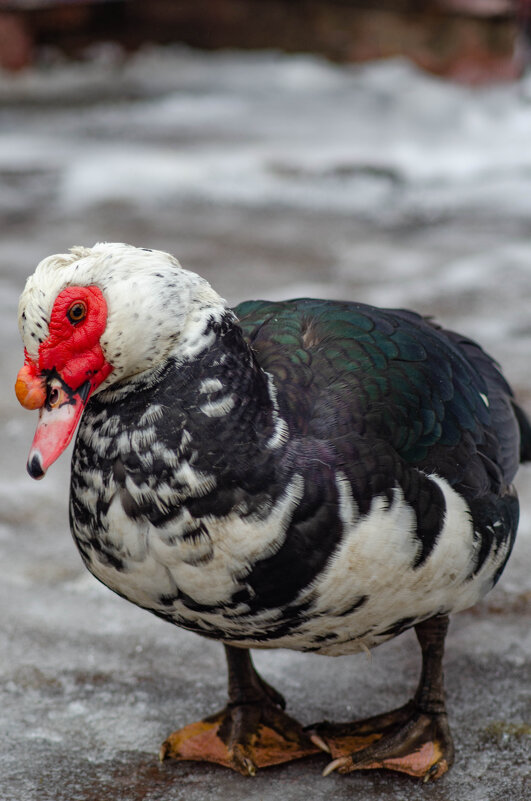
309,700,454,782
160,702,322,775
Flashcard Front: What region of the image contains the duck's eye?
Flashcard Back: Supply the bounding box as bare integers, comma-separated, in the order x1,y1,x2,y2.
67,301,87,324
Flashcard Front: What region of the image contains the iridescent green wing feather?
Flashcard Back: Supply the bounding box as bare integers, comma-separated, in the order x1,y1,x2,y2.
234,298,519,495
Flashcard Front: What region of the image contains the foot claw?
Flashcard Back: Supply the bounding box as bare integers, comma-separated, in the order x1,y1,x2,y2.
423,759,448,783
242,757,257,777
230,744,258,776
322,756,350,777
310,734,331,754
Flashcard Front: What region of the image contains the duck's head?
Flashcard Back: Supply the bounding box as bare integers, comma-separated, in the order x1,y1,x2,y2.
15,242,226,479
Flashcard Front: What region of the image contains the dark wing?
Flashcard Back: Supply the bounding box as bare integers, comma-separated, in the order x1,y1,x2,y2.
235,298,525,499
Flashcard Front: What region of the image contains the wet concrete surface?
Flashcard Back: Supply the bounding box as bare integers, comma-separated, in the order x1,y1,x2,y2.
1,48,530,801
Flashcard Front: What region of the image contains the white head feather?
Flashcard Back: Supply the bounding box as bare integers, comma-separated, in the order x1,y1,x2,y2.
18,242,228,392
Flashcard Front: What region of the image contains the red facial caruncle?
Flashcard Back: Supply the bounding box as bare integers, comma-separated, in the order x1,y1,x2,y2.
15,285,113,479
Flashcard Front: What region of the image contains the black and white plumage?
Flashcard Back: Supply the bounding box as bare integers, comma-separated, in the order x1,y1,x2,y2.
16,242,530,780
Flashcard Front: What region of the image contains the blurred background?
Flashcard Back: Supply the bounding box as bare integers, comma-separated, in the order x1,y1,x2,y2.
0,1,528,79
0,3,530,801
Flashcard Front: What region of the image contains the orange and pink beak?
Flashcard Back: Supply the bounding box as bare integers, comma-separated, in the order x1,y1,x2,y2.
15,354,112,480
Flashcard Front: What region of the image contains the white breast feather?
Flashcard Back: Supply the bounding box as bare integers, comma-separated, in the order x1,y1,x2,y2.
84,475,305,613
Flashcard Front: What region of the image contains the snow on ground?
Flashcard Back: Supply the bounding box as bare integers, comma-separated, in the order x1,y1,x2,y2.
0,46,530,801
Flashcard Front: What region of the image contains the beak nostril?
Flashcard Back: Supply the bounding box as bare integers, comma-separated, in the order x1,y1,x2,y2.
48,387,60,407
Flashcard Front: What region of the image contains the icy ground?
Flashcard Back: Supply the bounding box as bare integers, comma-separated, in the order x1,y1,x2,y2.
0,46,530,801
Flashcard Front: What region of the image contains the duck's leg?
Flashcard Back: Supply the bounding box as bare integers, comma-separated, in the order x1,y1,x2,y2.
310,615,454,781
160,644,320,775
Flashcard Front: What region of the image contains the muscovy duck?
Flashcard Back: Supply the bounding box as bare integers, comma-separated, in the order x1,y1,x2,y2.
15,242,530,781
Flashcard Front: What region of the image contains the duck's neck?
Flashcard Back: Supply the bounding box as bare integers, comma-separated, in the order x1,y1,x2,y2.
176,310,287,452
93,310,288,487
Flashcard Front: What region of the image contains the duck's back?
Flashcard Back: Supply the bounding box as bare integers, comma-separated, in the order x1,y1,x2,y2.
236,298,526,498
